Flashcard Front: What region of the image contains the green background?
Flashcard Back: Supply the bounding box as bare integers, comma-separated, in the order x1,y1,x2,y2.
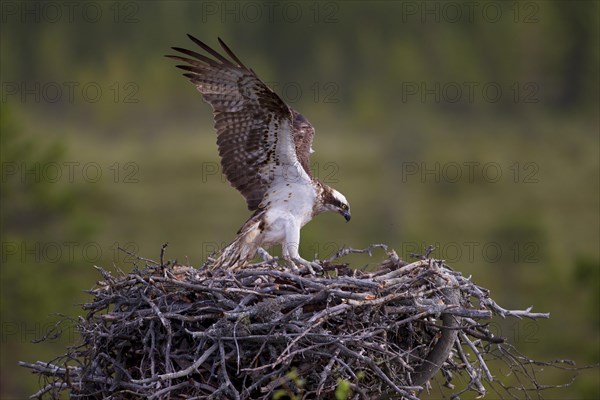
1,1,598,398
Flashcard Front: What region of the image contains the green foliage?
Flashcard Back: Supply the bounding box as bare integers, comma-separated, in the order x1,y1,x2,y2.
335,379,351,400
269,369,355,399
272,368,306,400
1,104,100,396
2,1,598,398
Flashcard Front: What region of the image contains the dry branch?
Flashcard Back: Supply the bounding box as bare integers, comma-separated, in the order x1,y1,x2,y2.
20,245,577,399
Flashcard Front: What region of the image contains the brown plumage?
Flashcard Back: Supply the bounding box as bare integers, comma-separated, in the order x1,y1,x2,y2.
167,36,315,211
168,36,350,270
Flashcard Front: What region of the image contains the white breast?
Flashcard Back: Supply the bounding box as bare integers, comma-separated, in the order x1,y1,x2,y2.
260,180,318,244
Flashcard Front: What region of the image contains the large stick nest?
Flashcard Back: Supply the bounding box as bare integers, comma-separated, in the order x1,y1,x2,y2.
21,245,575,399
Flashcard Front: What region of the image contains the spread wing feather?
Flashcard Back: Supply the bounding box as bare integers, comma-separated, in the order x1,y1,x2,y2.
167,35,315,210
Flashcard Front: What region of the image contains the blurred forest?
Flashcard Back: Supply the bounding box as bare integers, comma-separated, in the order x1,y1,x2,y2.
1,1,598,398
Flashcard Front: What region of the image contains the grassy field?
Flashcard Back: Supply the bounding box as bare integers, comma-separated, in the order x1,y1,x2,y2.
2,1,598,397
3,104,598,398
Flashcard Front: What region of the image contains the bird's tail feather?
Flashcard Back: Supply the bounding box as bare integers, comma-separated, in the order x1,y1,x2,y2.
212,220,262,271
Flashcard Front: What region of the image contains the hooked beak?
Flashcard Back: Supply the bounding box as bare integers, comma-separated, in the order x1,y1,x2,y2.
342,210,351,222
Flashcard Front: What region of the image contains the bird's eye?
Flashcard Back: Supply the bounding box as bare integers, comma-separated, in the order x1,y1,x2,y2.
341,204,347,210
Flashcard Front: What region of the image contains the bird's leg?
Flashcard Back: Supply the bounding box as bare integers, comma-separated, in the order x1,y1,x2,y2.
282,235,322,275
282,256,300,272
281,222,322,275
291,256,323,275
281,254,321,274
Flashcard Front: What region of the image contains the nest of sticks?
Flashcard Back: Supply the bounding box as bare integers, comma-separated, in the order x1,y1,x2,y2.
21,244,573,399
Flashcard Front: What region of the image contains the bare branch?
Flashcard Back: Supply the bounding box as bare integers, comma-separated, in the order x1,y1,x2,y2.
20,244,581,399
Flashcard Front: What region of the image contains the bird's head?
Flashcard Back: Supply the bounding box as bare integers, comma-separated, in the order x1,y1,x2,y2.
320,186,351,222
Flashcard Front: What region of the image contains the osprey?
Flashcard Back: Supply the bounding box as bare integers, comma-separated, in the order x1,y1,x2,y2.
168,36,351,270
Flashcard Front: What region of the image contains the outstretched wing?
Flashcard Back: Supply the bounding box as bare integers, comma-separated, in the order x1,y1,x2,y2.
291,110,315,177
167,35,316,210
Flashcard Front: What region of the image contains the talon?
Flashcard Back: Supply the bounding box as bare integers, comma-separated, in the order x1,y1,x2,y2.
291,257,322,275
283,257,300,272
257,247,275,263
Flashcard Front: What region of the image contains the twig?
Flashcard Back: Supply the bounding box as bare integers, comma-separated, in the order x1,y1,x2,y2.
19,244,580,400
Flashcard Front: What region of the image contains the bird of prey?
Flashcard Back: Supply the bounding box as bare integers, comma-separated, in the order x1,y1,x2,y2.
168,35,351,271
